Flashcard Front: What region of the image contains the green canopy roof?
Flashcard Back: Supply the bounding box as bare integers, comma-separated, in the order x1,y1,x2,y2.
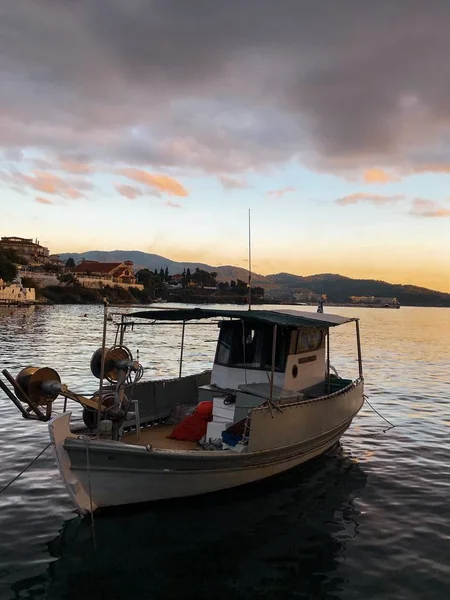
127,308,356,328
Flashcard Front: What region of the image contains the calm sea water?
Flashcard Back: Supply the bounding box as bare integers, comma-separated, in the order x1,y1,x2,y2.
0,303,449,600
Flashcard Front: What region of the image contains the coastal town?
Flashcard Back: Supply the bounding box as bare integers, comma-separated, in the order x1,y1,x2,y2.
0,234,406,308
0,235,265,306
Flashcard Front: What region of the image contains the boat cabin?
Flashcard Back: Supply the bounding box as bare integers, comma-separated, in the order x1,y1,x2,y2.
211,319,326,393
120,308,362,437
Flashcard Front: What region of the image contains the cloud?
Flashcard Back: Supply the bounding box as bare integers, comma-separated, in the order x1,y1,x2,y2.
336,193,404,206
118,168,188,197
114,183,142,200
219,175,250,189
166,200,183,209
363,169,400,184
1,170,88,199
410,198,450,217
3,3,450,174
36,196,53,205
267,187,295,198
58,157,93,174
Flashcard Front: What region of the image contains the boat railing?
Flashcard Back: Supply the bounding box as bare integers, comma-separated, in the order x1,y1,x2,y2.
242,376,364,443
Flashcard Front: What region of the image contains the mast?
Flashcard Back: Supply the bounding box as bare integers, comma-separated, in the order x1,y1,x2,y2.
248,208,252,311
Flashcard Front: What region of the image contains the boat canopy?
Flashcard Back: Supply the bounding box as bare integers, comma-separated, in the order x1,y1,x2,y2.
127,308,356,328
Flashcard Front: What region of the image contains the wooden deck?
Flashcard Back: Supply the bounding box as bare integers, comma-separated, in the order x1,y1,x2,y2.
121,424,199,451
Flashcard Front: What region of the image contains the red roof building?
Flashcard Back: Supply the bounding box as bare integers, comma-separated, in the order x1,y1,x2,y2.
73,260,137,285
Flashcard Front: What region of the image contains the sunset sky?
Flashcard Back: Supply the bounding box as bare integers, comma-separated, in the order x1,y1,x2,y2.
1,2,450,292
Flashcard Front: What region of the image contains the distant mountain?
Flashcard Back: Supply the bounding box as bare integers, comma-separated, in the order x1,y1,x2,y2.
58,250,212,274
59,251,268,286
58,250,450,306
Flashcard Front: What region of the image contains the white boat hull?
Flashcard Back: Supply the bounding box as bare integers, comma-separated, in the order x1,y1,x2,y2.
49,379,364,513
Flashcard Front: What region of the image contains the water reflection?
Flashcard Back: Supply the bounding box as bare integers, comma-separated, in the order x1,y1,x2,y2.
2,304,450,599
11,445,367,600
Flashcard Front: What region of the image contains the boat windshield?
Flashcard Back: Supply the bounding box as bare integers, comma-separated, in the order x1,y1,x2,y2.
214,321,290,372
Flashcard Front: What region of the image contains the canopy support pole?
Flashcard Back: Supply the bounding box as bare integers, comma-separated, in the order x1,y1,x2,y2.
179,320,186,379
327,329,331,393
96,298,108,437
269,324,277,412
355,320,363,378
119,314,125,346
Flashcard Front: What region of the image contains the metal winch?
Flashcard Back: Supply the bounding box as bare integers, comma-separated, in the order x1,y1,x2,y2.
0,343,143,434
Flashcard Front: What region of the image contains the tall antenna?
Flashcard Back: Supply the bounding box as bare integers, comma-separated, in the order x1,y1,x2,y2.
248,208,252,311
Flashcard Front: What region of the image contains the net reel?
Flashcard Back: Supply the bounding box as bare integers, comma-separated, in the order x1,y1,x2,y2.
90,345,136,383
15,367,62,415
82,389,130,430
83,345,143,433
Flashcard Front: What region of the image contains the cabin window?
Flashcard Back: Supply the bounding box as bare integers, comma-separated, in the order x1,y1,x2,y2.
216,323,234,365
289,330,298,354
296,329,324,353
215,321,290,372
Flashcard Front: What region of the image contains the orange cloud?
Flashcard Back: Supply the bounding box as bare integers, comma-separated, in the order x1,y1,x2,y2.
337,192,404,206
3,170,88,199
118,168,188,197
166,200,183,209
36,196,53,205
23,171,65,194
410,198,450,217
114,184,143,200
267,187,295,198
363,168,399,183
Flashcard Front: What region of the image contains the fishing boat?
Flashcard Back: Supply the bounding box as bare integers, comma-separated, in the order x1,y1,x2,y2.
0,306,364,513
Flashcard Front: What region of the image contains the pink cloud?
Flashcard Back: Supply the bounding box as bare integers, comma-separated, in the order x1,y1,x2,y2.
114,183,143,199
337,193,404,206
410,198,450,217
267,187,295,198
36,196,53,205
118,168,188,197
58,158,93,174
166,200,183,209
219,174,250,189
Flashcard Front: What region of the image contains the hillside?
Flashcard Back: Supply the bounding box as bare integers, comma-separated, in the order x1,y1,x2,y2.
266,273,450,306
59,251,269,287
58,250,211,274
58,250,450,307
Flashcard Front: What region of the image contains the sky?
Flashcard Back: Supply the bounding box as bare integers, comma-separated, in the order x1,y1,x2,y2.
1,1,450,292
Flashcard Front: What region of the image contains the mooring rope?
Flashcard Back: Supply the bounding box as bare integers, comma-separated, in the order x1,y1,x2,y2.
82,436,97,550
364,394,395,432
0,442,51,496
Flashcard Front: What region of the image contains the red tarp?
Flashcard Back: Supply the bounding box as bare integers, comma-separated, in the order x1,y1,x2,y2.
168,401,213,442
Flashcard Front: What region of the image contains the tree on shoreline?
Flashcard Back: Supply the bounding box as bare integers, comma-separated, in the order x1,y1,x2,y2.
0,248,19,282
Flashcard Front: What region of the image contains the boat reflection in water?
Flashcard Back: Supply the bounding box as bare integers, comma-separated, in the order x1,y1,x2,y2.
13,444,367,600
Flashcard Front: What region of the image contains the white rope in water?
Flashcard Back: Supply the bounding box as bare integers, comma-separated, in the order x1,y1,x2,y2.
364,394,395,432
0,442,51,496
